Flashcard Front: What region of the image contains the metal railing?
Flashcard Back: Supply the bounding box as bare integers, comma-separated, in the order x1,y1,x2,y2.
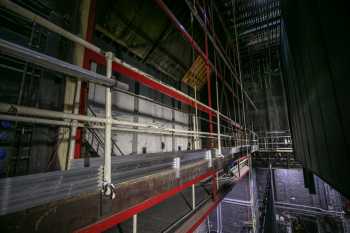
258,131,293,153
0,0,257,201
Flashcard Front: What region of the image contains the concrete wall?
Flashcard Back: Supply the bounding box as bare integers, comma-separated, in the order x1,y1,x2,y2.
88,79,191,155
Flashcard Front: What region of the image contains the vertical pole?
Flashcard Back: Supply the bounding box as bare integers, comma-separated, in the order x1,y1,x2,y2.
133,214,138,233
211,173,217,200
216,171,219,191
192,115,197,150
232,0,256,230
104,52,113,184
215,78,222,156
68,80,81,160
204,6,213,145
238,157,241,177
194,86,199,150
207,217,211,232
192,184,196,210
132,83,139,154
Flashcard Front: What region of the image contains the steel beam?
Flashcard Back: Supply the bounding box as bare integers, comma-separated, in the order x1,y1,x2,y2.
74,170,216,233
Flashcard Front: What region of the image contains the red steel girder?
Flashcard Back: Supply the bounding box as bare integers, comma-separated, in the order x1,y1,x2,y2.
84,49,242,129
74,170,217,233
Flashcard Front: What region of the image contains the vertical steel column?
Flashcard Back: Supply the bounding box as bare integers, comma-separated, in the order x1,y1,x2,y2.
192,184,196,210
204,12,213,143
207,217,211,232
104,52,113,185
68,80,81,160
192,115,197,150
194,86,199,149
238,157,241,177
216,203,223,233
211,172,218,200
232,0,256,230
215,78,222,156
133,214,138,233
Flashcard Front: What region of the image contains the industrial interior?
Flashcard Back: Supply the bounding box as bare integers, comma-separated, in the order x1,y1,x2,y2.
0,0,349,232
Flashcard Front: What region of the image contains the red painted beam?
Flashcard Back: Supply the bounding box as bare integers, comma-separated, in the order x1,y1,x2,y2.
74,170,216,233
83,49,243,129
186,169,250,233
186,198,222,233
84,49,214,115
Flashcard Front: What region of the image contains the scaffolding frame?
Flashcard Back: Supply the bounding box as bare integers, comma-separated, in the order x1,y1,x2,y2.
0,0,258,232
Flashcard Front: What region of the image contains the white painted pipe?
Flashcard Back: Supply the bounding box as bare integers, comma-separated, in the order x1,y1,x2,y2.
0,103,241,139
0,102,105,124
68,80,82,160
0,113,223,140
133,214,138,233
194,86,199,149
192,184,196,210
0,114,83,127
104,52,113,184
215,78,222,156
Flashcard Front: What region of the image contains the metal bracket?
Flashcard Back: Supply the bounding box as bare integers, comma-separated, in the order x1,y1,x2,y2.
173,157,180,178
205,150,212,168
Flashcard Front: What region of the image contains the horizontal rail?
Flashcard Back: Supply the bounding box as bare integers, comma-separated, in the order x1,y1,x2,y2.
0,103,241,139
0,38,114,86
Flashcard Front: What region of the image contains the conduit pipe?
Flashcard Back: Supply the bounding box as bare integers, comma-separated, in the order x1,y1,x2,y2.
0,38,114,87
0,113,223,139
0,103,240,138
104,52,113,188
